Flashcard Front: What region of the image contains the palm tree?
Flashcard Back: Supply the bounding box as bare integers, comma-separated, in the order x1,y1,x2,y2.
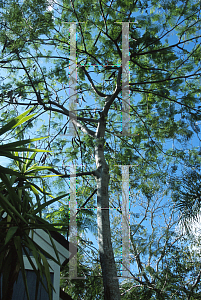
0,108,68,300
170,163,201,237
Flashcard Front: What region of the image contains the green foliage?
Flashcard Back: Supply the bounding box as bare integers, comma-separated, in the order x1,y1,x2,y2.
0,110,69,300
0,0,201,298
60,247,104,299
170,161,201,235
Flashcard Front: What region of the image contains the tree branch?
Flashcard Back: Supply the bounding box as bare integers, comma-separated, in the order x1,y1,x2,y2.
49,168,96,178
76,188,98,215
78,65,109,97
129,71,201,86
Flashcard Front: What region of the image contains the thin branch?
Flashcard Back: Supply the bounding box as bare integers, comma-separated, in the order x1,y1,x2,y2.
131,35,201,58
99,0,108,33
48,100,100,123
49,168,96,178
76,188,98,215
78,65,109,97
129,71,201,86
191,269,201,290
71,118,96,137
130,87,201,113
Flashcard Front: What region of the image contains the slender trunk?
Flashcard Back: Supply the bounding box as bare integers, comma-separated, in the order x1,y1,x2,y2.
94,132,121,299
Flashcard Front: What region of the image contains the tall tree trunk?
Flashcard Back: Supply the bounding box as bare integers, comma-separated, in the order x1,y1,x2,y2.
94,116,121,300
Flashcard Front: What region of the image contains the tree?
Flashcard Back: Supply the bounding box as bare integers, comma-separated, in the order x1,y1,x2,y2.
109,189,201,299
0,109,69,300
170,158,201,238
54,183,201,299
0,0,201,298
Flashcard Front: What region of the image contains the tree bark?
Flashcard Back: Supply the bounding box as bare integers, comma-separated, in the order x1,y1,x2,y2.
94,115,121,300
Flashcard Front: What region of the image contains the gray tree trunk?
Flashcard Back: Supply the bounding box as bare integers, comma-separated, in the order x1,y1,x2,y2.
94,115,121,300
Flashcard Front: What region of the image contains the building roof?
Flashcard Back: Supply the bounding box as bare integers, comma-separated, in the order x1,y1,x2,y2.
36,219,77,266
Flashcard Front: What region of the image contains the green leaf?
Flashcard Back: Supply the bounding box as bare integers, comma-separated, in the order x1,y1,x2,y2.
0,173,21,206
0,192,27,224
26,151,37,169
23,238,45,280
11,113,36,129
10,147,51,152
0,137,50,149
31,194,69,215
25,166,54,173
40,253,54,300
0,108,34,136
14,236,30,300
0,150,27,163
4,226,18,245
48,231,61,265
0,165,26,177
